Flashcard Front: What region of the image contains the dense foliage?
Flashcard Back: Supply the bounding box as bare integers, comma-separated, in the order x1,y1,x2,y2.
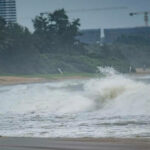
1,9,148,74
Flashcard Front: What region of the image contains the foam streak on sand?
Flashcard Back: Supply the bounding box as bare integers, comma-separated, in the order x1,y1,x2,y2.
0,67,150,138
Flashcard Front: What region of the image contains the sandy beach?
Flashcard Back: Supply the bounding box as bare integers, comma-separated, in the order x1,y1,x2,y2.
0,137,149,150
0,76,46,85
0,75,92,85
0,73,149,86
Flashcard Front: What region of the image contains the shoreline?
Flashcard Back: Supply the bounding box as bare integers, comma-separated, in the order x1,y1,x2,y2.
0,74,93,86
0,76,46,86
0,137,149,150
0,73,150,86
1,136,150,142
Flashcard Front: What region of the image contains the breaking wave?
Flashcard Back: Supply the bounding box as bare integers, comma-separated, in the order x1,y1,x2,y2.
0,67,150,116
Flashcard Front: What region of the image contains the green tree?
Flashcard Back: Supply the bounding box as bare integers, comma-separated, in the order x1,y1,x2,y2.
0,17,7,51
33,9,80,53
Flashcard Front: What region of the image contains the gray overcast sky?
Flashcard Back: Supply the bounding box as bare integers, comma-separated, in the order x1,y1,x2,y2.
16,0,150,31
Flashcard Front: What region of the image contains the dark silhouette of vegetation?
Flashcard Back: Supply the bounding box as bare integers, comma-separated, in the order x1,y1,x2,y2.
1,9,145,75
32,9,81,54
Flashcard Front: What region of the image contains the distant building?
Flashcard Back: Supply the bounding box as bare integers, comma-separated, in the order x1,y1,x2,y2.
77,29,101,44
104,27,150,43
0,0,17,23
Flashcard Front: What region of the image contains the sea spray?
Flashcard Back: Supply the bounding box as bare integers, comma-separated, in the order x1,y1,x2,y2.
97,66,118,76
0,67,149,115
0,67,150,137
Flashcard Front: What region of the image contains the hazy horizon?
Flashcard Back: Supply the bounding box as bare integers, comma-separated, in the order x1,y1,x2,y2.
16,0,150,31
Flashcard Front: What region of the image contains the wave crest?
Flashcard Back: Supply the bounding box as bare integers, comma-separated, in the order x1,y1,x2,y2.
0,67,150,116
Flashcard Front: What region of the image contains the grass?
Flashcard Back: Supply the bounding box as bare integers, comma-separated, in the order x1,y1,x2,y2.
0,72,98,80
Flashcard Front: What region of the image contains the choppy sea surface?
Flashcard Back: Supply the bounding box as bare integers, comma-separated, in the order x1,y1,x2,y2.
0,67,150,138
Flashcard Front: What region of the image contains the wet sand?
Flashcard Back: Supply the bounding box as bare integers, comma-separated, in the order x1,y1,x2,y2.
0,137,149,150
0,76,45,85
0,75,91,85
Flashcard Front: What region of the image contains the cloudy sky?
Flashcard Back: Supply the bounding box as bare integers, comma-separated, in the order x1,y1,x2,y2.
16,0,150,31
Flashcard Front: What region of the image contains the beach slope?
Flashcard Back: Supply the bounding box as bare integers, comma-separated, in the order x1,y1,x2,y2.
0,137,149,150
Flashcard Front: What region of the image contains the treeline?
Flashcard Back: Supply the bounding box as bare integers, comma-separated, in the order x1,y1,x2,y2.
0,9,132,74
108,33,150,68
0,9,84,74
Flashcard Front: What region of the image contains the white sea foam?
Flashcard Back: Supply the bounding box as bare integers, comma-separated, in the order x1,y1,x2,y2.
0,67,150,137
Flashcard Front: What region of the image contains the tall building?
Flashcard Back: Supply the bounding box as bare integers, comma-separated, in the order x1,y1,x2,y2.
0,0,17,23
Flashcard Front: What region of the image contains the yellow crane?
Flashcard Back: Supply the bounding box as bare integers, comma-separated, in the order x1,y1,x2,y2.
129,11,150,27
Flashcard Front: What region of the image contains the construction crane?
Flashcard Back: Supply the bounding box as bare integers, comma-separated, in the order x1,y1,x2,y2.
41,6,128,15
68,6,128,13
129,11,150,27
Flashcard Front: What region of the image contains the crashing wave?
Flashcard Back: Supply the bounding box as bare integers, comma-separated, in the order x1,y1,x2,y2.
0,67,150,116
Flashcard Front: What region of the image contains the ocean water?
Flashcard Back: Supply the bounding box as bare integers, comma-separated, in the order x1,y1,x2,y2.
0,67,150,138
